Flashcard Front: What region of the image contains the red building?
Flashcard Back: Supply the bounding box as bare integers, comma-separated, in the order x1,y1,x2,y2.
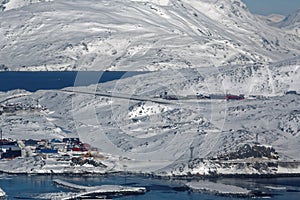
226,94,245,100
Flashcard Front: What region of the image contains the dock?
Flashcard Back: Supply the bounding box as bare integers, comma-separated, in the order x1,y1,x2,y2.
53,179,147,199
0,187,5,199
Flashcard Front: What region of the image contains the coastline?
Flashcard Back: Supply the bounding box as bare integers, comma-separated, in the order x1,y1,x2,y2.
1,169,300,179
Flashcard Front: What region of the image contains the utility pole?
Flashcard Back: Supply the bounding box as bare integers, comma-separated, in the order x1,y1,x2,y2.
123,165,127,185
256,133,259,144
0,128,2,141
189,146,194,161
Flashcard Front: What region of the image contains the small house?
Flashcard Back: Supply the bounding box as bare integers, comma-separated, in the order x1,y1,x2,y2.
209,94,226,99
24,139,39,147
285,91,297,95
1,146,21,159
35,148,58,154
226,94,245,100
51,142,66,152
63,138,80,144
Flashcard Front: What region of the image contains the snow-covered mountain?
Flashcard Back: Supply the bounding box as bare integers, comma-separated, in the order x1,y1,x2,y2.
0,0,299,71
278,9,300,30
0,0,299,176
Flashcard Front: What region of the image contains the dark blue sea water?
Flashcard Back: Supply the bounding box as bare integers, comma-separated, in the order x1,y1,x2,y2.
0,71,146,92
0,174,300,200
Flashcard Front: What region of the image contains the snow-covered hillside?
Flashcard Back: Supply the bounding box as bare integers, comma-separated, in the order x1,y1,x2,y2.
270,9,300,42
0,59,299,174
0,0,52,11
0,0,299,71
256,14,285,25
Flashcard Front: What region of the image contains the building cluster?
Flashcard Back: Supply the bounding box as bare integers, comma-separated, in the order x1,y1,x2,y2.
157,90,300,101
157,91,245,101
0,137,97,160
0,103,47,115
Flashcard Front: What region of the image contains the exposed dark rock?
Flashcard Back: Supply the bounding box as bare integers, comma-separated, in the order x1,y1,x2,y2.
71,157,107,168
217,144,279,160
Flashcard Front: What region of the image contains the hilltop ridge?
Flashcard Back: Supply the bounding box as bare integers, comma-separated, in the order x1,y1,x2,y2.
0,0,298,71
